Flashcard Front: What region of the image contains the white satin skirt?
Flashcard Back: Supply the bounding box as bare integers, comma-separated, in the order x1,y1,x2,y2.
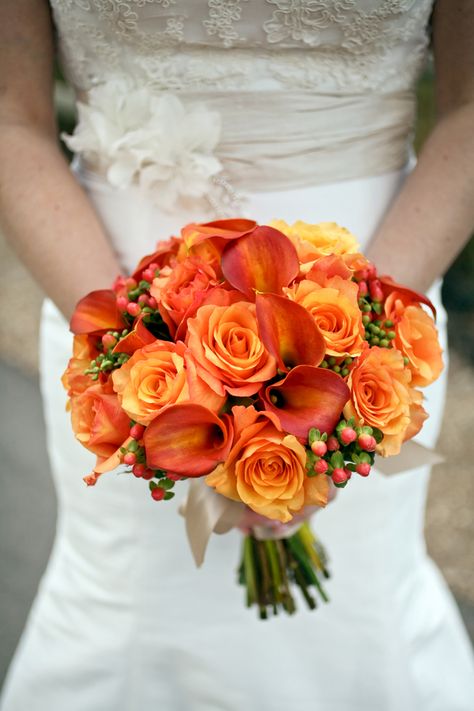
2,167,474,711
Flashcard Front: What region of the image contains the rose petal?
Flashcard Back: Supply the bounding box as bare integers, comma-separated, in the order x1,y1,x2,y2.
143,404,233,477
256,293,325,370
305,254,353,285
131,239,181,280
84,435,133,486
262,365,350,439
70,289,125,335
221,226,299,300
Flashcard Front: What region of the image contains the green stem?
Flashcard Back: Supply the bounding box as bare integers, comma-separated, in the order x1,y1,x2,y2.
238,525,329,618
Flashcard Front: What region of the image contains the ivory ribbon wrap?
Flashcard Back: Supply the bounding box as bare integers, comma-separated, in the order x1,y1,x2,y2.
70,83,415,210
179,480,245,567
180,441,443,567
375,439,444,476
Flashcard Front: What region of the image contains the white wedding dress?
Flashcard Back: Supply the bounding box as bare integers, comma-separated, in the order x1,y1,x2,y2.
2,2,474,710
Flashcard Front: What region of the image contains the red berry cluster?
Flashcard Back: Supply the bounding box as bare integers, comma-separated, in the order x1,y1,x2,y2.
306,419,382,488
85,329,130,381
353,265,395,350
114,273,159,320
119,422,180,501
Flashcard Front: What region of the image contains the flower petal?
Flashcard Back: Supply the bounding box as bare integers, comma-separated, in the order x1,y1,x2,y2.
83,435,133,486
143,404,233,477
256,293,325,370
379,276,436,318
70,289,124,335
262,365,350,439
131,238,180,280
112,315,157,355
305,254,353,284
221,226,299,299
181,219,257,249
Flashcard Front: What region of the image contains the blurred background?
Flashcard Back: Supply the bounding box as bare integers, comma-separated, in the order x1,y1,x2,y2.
0,67,473,686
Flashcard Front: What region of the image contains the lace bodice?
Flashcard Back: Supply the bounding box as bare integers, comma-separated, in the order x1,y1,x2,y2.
50,0,434,94
52,1,435,215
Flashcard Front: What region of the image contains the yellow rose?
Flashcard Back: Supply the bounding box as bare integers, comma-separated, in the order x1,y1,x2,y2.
270,220,359,270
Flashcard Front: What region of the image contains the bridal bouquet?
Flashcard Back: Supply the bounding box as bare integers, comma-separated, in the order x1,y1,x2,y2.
63,218,443,617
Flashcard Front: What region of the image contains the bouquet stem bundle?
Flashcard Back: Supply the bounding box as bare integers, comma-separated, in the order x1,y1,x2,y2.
239,523,330,619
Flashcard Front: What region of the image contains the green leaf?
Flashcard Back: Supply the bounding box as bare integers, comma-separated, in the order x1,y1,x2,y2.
330,451,344,469
160,478,175,490
372,427,383,444
308,428,321,445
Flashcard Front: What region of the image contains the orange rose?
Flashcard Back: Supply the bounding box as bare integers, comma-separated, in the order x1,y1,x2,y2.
70,381,130,459
62,334,100,403
206,406,329,522
286,276,365,357
112,340,224,425
386,297,443,387
186,302,277,396
344,346,427,456
150,256,219,335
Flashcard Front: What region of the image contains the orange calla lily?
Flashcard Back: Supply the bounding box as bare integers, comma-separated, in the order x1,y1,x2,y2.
112,315,157,355
143,404,233,477
256,293,325,370
261,365,350,439
221,226,299,300
70,289,125,335
379,276,436,318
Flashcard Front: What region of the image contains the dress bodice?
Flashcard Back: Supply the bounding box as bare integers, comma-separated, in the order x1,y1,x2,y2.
50,0,434,94
51,1,436,215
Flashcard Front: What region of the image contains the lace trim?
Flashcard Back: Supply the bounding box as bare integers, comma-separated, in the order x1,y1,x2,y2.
203,0,249,48
50,0,434,93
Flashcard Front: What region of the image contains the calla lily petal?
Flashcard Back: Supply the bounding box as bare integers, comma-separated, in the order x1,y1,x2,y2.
256,293,325,370
143,404,233,477
112,315,157,355
262,365,350,439
182,218,257,249
70,290,124,335
379,276,436,318
222,226,299,299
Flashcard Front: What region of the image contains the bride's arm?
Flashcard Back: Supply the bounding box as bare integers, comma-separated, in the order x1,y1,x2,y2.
0,1,121,321
367,0,474,292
